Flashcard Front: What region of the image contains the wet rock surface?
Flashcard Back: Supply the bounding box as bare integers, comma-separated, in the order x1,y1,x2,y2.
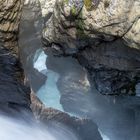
0,46,31,117
30,93,102,140
0,0,31,117
47,40,140,95
76,40,140,95
57,79,140,140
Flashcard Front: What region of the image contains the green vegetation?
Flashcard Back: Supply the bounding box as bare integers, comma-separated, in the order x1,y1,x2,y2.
84,0,92,10
71,5,77,16
75,12,88,39
64,0,69,4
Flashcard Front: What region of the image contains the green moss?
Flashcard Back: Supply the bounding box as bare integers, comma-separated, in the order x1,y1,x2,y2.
71,6,77,16
76,20,84,29
75,12,88,39
84,0,92,11
64,0,69,4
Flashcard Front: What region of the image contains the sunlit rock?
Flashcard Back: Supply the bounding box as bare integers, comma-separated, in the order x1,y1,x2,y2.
42,0,140,50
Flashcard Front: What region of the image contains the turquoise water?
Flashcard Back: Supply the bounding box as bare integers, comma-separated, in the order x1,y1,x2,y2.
37,70,64,111
33,49,64,111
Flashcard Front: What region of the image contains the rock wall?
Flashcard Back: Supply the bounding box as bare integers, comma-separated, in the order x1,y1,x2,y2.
43,0,140,50
0,0,24,55
0,0,139,139
0,0,32,117
42,0,140,95
0,0,139,114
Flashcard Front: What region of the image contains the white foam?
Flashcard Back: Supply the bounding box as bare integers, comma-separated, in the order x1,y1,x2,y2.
33,50,48,74
0,115,78,140
99,129,110,140
0,116,55,140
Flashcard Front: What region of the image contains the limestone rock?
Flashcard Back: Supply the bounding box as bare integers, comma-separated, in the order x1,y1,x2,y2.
0,0,24,55
42,0,140,50
0,0,31,117
42,0,140,95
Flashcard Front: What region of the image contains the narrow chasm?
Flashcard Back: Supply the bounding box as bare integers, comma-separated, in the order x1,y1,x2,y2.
0,0,140,140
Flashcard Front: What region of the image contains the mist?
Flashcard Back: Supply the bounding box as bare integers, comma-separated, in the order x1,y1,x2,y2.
0,115,78,140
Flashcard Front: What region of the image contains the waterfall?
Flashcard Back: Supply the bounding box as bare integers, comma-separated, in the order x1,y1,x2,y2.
0,115,77,140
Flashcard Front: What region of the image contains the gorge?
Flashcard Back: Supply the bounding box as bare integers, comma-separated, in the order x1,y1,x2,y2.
0,0,140,140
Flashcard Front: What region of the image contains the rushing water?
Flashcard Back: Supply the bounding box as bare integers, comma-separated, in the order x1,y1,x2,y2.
0,115,78,140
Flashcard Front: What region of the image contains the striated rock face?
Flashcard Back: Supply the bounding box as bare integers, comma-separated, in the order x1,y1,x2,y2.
0,0,31,117
0,0,24,55
43,0,140,50
0,45,31,117
42,0,140,95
